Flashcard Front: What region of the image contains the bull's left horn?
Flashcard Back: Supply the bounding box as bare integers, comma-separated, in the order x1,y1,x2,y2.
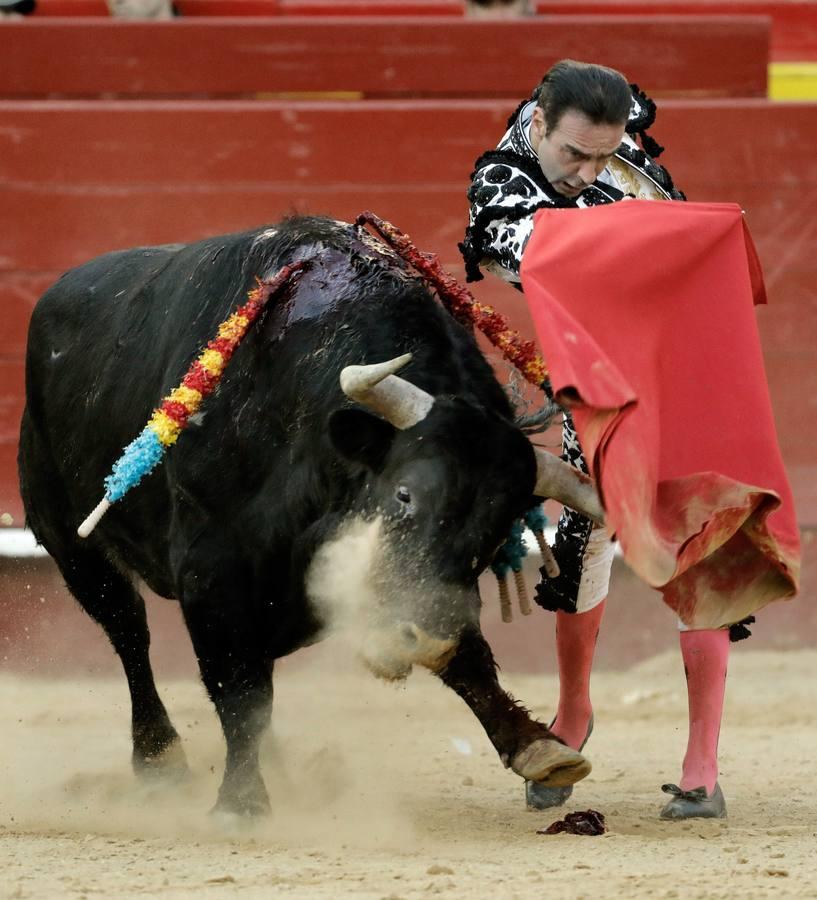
340,353,435,430
533,446,605,525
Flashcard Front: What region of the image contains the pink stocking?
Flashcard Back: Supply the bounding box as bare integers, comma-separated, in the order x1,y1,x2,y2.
679,628,729,793
550,599,606,750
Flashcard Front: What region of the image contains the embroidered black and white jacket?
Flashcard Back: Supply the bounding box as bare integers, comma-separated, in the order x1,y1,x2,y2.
460,86,685,286
460,87,685,612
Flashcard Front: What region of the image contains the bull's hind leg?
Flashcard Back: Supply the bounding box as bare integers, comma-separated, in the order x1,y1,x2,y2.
436,629,591,787
19,416,186,780
50,543,187,779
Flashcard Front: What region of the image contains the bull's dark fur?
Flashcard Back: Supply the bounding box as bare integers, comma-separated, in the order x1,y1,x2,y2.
19,216,577,817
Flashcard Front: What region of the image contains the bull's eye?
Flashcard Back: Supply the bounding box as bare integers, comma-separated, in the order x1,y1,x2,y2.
396,486,412,504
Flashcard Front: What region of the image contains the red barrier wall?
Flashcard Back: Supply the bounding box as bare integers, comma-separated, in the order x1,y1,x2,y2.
278,1,460,12
24,0,813,64
536,1,817,63
2,99,816,525
29,0,460,12
0,17,769,99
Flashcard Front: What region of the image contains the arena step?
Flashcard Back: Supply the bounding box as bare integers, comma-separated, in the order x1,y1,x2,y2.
534,1,817,62
0,17,769,99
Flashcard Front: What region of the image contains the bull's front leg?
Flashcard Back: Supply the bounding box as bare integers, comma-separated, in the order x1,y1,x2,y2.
435,628,591,787
180,569,273,819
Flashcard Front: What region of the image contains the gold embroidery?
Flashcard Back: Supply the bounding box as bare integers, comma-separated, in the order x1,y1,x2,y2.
608,158,668,201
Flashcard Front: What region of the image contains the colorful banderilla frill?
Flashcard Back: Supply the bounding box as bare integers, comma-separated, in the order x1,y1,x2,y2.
356,211,549,389
491,519,531,624
489,507,559,622
77,261,307,538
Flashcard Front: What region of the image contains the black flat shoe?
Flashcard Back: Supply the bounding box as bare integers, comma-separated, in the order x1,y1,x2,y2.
659,782,727,820
525,714,594,810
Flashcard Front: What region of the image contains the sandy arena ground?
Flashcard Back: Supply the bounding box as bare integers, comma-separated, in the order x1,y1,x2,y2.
0,640,815,899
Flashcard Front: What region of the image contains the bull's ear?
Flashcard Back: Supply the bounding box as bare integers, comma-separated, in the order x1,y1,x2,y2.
329,408,396,471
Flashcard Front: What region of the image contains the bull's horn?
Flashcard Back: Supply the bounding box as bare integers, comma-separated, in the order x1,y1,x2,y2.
533,446,605,525
340,353,435,430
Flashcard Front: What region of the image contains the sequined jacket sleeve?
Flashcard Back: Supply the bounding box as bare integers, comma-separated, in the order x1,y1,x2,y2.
462,159,561,285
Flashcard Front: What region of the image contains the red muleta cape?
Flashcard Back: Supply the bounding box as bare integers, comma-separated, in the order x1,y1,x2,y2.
521,201,800,629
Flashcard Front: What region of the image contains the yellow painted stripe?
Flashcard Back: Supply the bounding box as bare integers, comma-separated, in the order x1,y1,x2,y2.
769,63,817,102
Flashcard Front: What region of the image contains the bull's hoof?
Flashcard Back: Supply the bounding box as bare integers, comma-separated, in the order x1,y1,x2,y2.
212,771,271,820
525,714,594,807
525,781,573,810
210,794,271,823
133,736,190,782
511,740,591,788
209,806,269,835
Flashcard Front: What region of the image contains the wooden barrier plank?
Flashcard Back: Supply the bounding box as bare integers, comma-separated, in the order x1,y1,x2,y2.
0,101,501,187
31,0,459,12
0,17,769,99
5,98,815,198
30,0,109,13
535,1,817,62
3,98,816,273
30,0,282,11
278,0,460,12
173,0,280,11
0,187,471,273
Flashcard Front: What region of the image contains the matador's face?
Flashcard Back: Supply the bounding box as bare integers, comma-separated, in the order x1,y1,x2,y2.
530,106,626,199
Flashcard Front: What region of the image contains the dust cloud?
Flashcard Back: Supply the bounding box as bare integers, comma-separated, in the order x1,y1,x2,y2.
305,514,385,637
0,661,420,853
2,651,816,898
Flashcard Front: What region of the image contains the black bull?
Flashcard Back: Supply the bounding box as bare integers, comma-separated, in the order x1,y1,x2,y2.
19,216,602,818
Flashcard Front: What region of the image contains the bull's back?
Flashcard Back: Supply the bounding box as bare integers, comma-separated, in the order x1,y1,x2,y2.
20,245,191,531
24,244,184,434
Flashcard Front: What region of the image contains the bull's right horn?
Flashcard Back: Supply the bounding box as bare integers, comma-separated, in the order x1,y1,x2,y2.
340,353,435,430
533,446,605,525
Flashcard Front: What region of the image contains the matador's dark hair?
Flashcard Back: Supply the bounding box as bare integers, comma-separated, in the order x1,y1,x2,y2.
535,60,632,135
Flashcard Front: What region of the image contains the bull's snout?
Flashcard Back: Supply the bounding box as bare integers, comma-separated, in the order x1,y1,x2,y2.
360,622,458,682
399,623,458,671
